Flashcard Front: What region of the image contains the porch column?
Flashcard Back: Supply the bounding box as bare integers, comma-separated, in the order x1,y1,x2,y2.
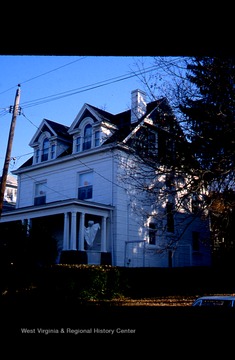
27,218,32,235
70,211,77,250
101,216,107,252
22,218,31,236
63,212,70,250
78,212,85,250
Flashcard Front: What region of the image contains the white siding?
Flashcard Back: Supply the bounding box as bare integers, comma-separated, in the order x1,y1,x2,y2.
17,151,114,208
12,145,212,268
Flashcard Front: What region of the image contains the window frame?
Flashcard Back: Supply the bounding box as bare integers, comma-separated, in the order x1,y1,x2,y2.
41,138,49,162
34,180,47,205
148,222,157,245
33,133,58,164
83,124,92,151
78,171,93,200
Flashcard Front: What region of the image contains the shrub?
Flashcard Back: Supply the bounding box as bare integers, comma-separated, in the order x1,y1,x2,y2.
37,264,126,300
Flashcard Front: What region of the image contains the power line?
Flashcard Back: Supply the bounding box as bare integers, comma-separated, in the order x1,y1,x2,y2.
2,58,184,168
1,57,184,113
19,57,87,86
0,57,185,172
19,65,160,109
19,57,184,110
0,57,87,96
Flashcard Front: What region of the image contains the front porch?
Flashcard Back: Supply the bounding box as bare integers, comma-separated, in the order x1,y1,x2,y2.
0,199,114,266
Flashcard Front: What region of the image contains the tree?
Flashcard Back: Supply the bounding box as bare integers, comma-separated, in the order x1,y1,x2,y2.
178,57,235,265
179,57,235,184
119,56,235,262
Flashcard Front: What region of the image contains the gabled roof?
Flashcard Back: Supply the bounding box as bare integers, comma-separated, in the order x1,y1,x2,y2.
68,103,117,133
45,119,71,139
29,118,71,146
84,104,116,124
16,93,187,171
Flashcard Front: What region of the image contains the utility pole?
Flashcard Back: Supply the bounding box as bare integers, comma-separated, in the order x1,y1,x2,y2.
0,85,21,218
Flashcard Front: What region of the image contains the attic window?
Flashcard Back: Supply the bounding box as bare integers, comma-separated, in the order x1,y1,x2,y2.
83,124,92,150
41,138,49,162
51,144,56,159
94,130,100,147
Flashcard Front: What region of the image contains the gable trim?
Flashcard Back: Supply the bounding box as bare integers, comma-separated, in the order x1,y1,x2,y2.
29,119,59,147
68,104,103,133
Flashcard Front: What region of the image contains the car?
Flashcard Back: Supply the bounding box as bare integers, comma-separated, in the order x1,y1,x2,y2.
192,295,235,307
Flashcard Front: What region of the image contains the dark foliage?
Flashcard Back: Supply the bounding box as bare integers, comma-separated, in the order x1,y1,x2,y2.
179,57,235,178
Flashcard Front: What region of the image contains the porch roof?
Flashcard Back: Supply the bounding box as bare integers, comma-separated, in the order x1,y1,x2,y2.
0,198,114,223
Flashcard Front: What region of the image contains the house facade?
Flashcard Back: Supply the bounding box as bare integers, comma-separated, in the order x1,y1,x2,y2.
0,89,212,267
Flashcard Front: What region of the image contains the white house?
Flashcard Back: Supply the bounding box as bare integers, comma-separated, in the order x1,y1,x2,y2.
0,90,212,267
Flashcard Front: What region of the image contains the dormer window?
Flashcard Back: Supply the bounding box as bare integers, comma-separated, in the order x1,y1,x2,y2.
41,138,49,162
30,119,70,165
83,124,92,150
51,144,56,159
33,135,59,164
75,137,81,152
71,116,106,154
94,130,100,147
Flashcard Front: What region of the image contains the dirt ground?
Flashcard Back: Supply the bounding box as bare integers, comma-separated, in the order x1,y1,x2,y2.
88,292,235,306
87,295,197,306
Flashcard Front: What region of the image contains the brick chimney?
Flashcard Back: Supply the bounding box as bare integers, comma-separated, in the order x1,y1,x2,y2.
131,89,147,124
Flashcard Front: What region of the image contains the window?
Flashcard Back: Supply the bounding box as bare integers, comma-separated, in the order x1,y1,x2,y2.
41,138,49,162
6,188,13,201
83,124,92,150
75,137,81,152
166,202,174,232
78,172,93,200
149,223,156,245
94,130,100,147
51,144,56,159
73,119,103,153
34,181,47,205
